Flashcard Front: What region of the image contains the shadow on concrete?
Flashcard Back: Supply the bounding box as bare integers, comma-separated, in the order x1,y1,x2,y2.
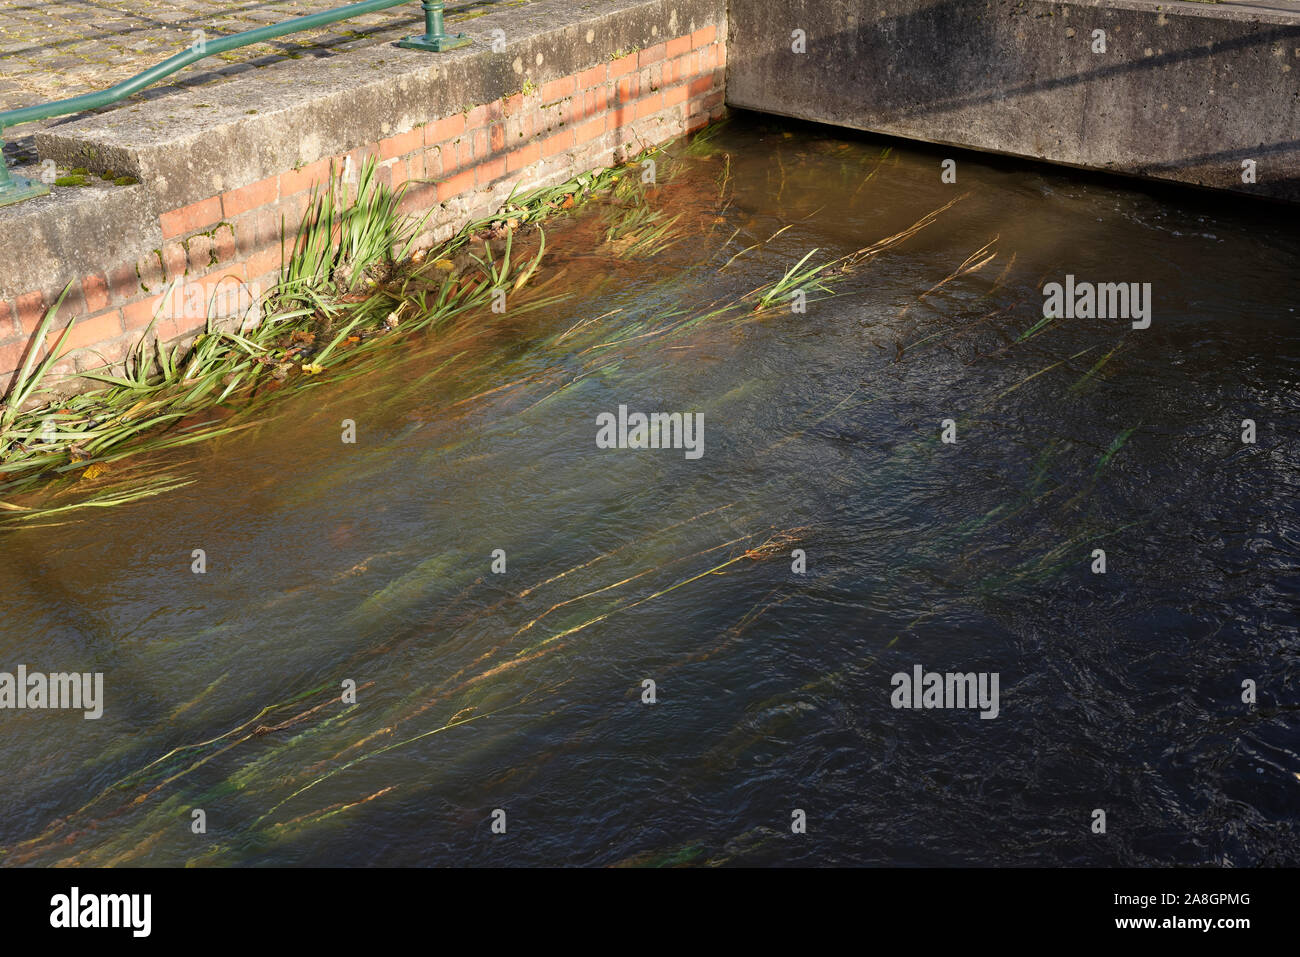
725,0,1300,201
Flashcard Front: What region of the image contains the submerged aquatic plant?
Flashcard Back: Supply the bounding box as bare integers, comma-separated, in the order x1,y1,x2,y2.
0,500,808,865
748,248,840,312
598,164,685,260
602,202,683,259
0,123,1174,867
0,153,647,527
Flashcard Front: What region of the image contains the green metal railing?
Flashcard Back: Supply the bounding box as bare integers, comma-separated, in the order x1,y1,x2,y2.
0,0,470,207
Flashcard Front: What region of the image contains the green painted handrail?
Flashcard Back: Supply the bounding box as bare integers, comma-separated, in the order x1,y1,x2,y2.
0,0,469,206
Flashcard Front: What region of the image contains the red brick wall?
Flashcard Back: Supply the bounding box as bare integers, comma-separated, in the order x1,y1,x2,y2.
0,25,726,394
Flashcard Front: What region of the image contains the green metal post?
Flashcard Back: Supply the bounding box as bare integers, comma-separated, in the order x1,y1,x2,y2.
0,129,51,208
397,1,470,52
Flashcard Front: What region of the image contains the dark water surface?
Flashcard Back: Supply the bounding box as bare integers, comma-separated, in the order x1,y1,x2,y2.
1,117,1297,866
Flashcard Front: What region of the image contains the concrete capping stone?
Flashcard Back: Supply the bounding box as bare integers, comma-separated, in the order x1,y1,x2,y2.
0,183,161,302
32,0,725,212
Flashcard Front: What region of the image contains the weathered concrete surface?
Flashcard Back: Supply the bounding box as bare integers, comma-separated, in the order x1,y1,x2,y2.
0,183,161,304
34,0,717,210
3,0,721,303
726,0,1300,202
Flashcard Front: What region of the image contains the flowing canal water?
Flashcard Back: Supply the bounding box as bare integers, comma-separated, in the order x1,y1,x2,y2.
1,116,1297,866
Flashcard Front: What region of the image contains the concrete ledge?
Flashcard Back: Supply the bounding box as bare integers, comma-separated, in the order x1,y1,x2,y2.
34,0,718,211
726,0,1300,202
0,184,161,305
